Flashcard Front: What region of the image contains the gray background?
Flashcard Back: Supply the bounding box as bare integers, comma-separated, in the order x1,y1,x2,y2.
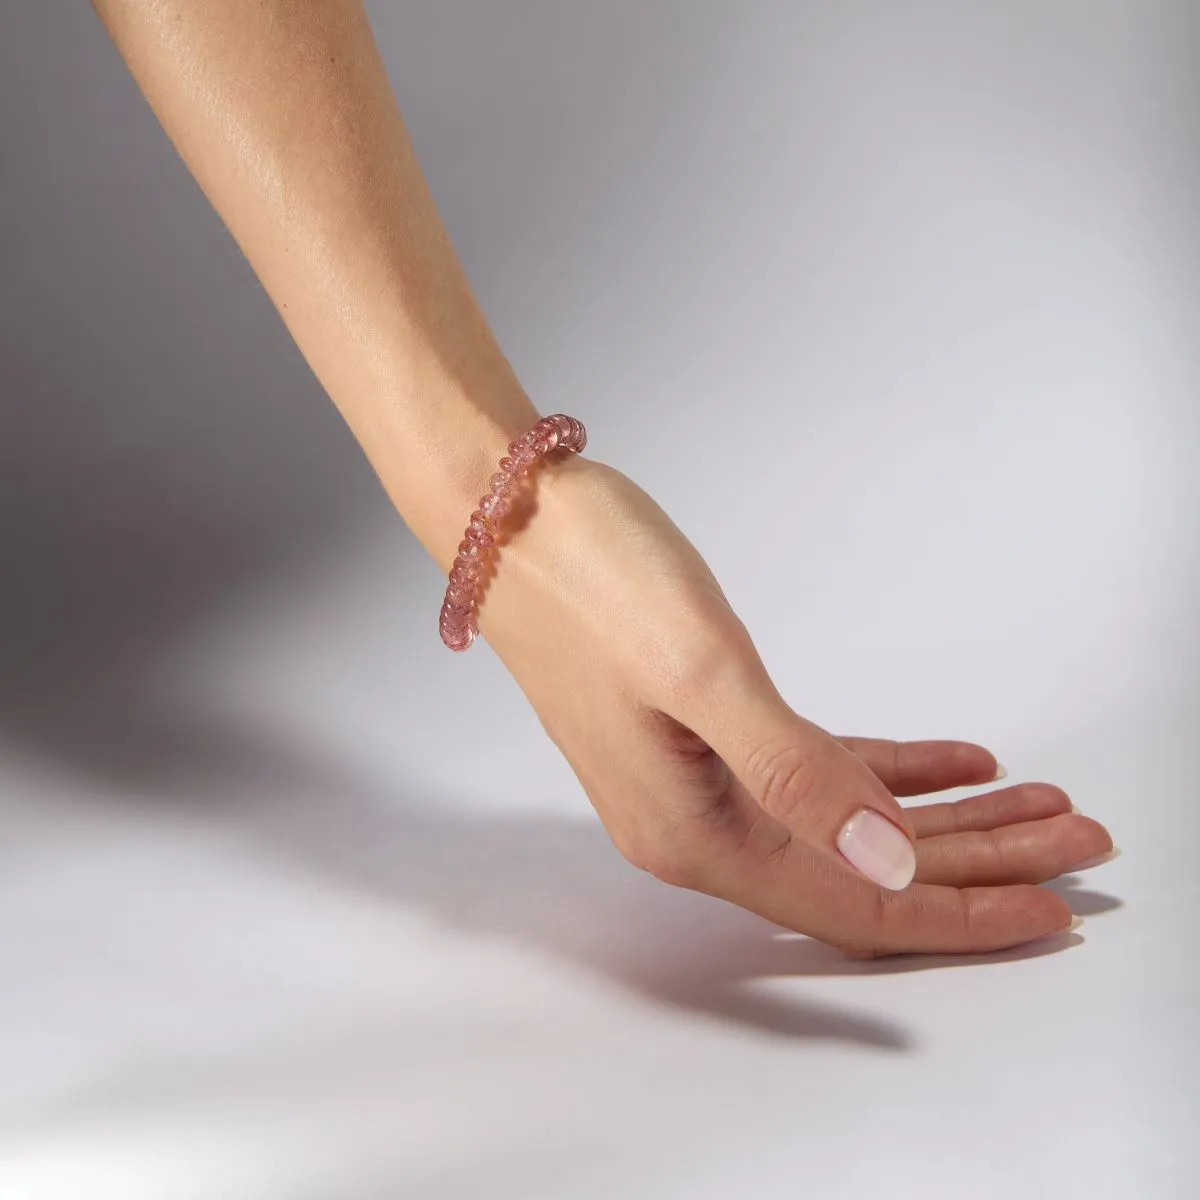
1,3,1197,1198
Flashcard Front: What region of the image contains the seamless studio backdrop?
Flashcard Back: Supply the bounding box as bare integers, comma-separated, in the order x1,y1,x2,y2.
1,4,1197,1199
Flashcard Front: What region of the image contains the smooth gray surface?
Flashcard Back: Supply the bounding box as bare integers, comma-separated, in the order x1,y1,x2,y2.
1,4,1196,1198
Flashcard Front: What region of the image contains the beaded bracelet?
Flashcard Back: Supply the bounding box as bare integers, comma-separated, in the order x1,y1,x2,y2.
439,413,587,651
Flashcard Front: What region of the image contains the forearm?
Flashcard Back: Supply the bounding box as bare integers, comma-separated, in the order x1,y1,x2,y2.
92,0,539,567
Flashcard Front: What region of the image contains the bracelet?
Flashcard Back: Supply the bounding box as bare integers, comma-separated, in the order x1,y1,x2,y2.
439,413,587,651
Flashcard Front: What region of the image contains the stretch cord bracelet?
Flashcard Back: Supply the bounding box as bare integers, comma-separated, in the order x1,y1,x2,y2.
439,413,587,652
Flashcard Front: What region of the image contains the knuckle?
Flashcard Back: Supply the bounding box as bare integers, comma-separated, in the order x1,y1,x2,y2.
746,739,824,824
959,894,980,943
982,828,1009,874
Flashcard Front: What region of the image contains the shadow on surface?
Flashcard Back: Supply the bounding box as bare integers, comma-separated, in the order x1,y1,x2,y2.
4,697,1111,1143
25,697,1093,1051
1044,873,1124,916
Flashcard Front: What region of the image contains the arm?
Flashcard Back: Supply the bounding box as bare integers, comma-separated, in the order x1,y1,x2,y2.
93,0,1114,954
93,0,532,568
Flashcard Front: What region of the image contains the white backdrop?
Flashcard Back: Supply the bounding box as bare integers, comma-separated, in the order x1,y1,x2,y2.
1,3,1196,1197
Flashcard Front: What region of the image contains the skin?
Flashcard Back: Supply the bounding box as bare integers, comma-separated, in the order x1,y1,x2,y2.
92,0,1115,957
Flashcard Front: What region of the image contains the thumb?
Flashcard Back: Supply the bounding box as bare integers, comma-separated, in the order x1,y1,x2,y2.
678,669,918,890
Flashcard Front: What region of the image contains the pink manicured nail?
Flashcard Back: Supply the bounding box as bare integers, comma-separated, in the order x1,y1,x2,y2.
1070,847,1122,872
837,808,917,891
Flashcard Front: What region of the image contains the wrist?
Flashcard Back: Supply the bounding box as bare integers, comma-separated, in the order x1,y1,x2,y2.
365,364,542,570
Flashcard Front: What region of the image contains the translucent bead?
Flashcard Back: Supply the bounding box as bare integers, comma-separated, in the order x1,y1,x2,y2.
548,413,584,452
444,628,474,652
534,420,560,450
440,414,585,651
478,493,510,520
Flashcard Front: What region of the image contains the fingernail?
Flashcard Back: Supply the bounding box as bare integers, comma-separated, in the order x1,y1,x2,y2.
1067,915,1084,933
1070,846,1122,872
992,762,1008,781
1069,803,1082,814
837,808,917,891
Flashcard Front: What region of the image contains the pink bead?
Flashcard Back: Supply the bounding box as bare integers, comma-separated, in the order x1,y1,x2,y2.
440,413,587,651
549,414,584,452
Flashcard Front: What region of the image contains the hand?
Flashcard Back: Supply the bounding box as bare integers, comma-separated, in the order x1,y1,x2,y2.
479,455,1115,956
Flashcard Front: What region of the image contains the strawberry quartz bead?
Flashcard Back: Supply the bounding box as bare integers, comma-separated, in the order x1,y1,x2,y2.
478,493,509,520
464,526,494,548
439,413,587,651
